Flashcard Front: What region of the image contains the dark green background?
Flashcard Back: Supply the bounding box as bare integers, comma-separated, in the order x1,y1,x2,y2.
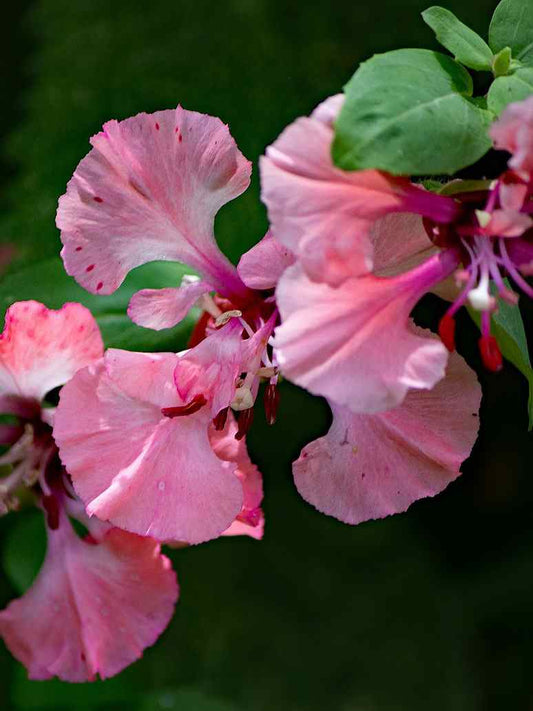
2,1,533,709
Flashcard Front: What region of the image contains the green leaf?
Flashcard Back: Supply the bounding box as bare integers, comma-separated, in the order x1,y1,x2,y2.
492,46,513,77
0,258,199,352
422,6,494,71
439,179,492,196
332,49,493,176
489,0,533,66
487,66,533,114
469,287,533,429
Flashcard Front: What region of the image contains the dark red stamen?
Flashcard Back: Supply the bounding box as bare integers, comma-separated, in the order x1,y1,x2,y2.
162,394,207,418
438,313,456,352
478,336,503,372
42,494,60,530
235,407,254,441
213,407,229,431
263,383,280,425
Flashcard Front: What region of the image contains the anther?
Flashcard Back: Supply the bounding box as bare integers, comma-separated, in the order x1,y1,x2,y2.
162,394,207,418
478,336,503,372
438,313,456,352
263,384,280,425
235,408,254,441
42,493,60,530
213,407,229,431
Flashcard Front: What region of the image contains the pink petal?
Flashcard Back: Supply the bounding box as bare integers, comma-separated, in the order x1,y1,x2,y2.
260,96,459,286
490,96,533,176
53,350,243,544
57,107,251,299
0,513,178,682
174,319,244,416
237,232,295,290
371,213,460,302
293,350,481,524
274,256,458,414
499,178,528,211
127,279,212,330
0,301,103,406
371,213,435,276
210,416,264,540
481,208,533,237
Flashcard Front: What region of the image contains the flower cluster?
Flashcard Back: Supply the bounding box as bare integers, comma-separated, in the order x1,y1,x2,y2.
1,86,533,680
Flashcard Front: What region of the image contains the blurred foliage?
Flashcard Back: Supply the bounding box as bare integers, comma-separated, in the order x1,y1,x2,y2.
1,0,533,710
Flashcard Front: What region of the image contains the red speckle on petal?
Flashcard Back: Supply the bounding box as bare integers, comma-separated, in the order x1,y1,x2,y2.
86,265,95,273
75,246,83,252
179,134,183,143
93,196,103,203
96,282,103,291
155,122,160,130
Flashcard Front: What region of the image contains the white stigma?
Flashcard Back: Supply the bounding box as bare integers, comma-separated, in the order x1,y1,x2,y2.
231,386,254,411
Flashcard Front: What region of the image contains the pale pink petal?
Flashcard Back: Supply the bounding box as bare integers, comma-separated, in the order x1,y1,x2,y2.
237,232,295,290
500,178,528,211
0,513,178,682
260,97,459,286
371,213,460,302
310,94,345,126
490,96,533,176
53,350,243,544
127,279,212,330
371,213,435,276
274,256,458,414
57,107,251,299
174,319,244,415
210,416,264,540
481,208,532,237
293,350,481,524
0,301,103,406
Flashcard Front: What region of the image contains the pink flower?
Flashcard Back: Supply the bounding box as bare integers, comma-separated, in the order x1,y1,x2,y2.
293,346,481,524
53,348,248,544
0,301,103,512
0,301,177,682
262,95,533,415
0,504,178,682
56,106,254,328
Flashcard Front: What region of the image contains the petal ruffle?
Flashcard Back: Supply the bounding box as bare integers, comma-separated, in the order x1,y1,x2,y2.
293,350,481,524
53,350,243,544
0,301,103,407
57,106,251,299
0,513,178,682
